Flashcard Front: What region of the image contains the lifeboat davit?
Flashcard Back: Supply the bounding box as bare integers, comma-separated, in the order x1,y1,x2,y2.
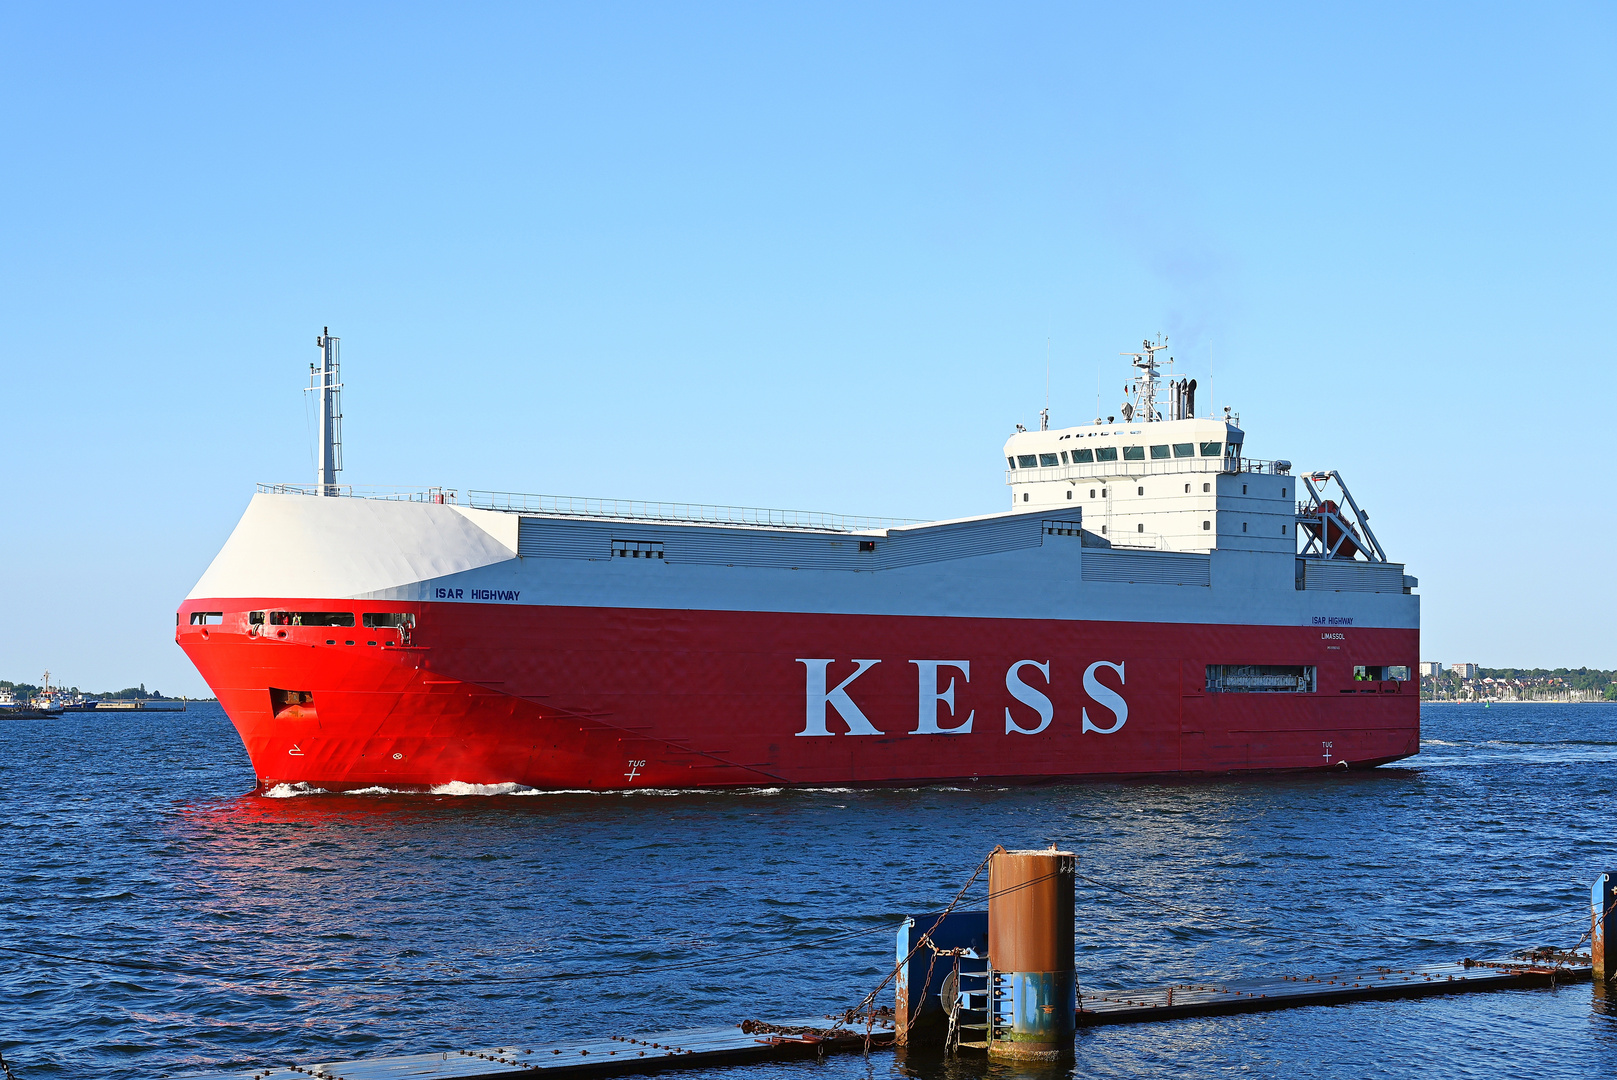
1300,499,1363,559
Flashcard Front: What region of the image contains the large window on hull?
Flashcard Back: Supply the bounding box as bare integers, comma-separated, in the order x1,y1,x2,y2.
269,611,354,627
1207,664,1317,693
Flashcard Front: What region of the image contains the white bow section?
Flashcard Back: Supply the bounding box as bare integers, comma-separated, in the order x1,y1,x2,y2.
186,493,519,601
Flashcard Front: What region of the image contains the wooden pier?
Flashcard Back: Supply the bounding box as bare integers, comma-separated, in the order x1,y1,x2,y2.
1076,954,1592,1026
177,953,1591,1080
176,1015,897,1080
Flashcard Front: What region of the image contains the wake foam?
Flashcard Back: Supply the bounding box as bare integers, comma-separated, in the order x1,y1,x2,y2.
429,781,543,796
262,782,328,798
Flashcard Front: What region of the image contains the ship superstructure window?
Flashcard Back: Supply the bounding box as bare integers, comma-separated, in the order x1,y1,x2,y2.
1173,443,1194,458
363,612,414,629
269,611,354,627
1123,445,1144,461
249,611,266,625
1200,441,1222,456
1096,447,1118,462
1089,489,1096,498
1203,520,1211,530
1207,665,1317,693
189,612,223,625
1072,448,1094,463
1353,665,1409,682
1039,453,1058,467
1060,451,1069,464
1136,486,1144,496
1018,455,1038,468
1203,483,1211,492
612,539,665,559
1150,444,1170,459
1006,457,1016,469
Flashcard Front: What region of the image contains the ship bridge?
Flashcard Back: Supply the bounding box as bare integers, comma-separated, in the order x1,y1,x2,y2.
1004,338,1293,556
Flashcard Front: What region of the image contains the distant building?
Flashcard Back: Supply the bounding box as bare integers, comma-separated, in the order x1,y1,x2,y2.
1419,661,1442,678
1451,662,1478,679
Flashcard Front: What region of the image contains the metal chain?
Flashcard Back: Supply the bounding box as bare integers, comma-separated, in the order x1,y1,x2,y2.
0,1048,21,1080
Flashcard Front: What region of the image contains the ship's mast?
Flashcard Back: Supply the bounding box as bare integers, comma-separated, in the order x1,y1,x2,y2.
310,328,343,496
1120,336,1170,423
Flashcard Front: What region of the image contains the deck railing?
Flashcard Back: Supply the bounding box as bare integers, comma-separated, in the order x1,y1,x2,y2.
1005,456,1291,485
466,490,923,533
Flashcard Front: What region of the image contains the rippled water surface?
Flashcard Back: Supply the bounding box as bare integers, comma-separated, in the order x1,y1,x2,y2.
3,703,1615,1079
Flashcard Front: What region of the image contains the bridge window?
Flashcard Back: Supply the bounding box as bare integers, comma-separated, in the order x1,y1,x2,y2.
1207,665,1317,693
1039,453,1058,467
1060,451,1069,464
1096,447,1118,462
1006,457,1016,469
1018,455,1038,468
1173,443,1194,457
1199,441,1222,457
1123,445,1144,461
1072,448,1094,463
1150,444,1170,459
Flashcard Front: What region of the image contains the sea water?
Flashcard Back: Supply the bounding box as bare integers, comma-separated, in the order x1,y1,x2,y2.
1,703,1614,1079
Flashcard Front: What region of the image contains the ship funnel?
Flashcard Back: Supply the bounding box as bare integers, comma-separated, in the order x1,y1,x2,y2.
310,329,344,496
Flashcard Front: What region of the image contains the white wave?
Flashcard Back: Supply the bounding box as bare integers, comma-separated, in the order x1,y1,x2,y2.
1421,739,1460,746
262,782,328,798
342,785,408,795
429,780,543,796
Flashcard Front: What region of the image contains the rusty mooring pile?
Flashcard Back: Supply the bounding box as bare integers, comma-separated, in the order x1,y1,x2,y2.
175,855,1615,1080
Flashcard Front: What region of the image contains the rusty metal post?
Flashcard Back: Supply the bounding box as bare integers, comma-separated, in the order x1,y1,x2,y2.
987,847,1076,1060
1594,872,1615,983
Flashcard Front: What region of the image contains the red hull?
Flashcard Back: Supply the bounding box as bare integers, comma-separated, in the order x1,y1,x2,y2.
177,598,1419,791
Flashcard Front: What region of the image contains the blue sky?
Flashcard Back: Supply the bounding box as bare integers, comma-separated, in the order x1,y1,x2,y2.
2,2,1612,694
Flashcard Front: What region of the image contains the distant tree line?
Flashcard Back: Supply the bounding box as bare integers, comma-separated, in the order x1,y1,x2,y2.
1478,667,1615,695
1,679,172,700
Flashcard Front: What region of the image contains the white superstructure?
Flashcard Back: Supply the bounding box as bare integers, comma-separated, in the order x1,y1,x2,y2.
1004,338,1293,555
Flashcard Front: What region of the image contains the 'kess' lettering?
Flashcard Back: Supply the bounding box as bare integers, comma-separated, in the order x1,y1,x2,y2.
794,657,1128,738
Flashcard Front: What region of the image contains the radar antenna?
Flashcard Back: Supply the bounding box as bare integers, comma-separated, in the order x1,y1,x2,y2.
1120,336,1171,422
